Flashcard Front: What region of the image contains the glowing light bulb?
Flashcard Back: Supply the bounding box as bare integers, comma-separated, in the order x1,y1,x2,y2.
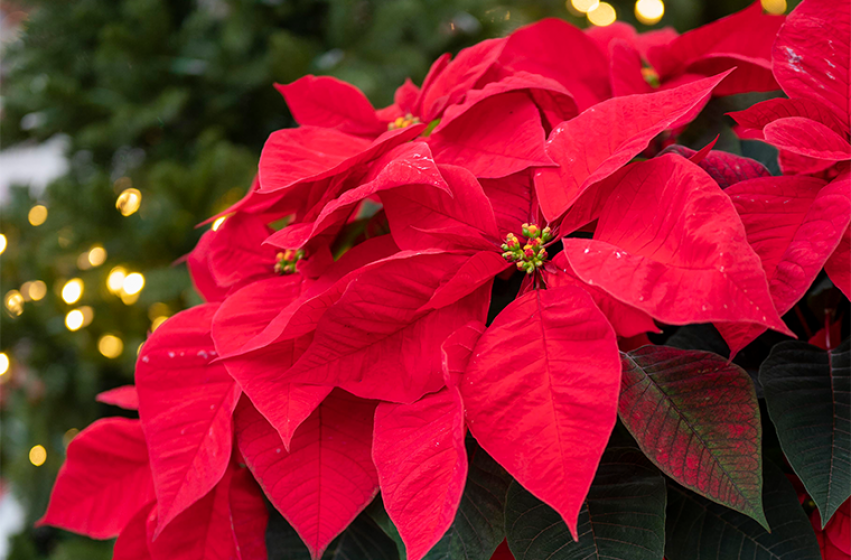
88,245,107,267
65,309,84,331
635,0,664,24
570,0,600,13
122,273,145,295
587,1,616,26
107,267,127,293
0,234,6,254
116,188,142,216
28,281,47,301
212,216,227,231
151,316,169,331
28,205,48,226
62,278,84,304
761,0,786,14
29,445,47,467
98,334,124,359
5,290,24,317
0,353,9,376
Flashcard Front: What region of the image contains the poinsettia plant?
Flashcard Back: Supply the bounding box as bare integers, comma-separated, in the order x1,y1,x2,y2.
39,0,850,559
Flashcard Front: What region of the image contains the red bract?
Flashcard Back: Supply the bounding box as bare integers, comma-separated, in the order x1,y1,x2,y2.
41,4,847,558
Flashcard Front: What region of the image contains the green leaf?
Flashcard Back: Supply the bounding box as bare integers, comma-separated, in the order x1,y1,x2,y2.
759,339,850,526
505,447,666,560
267,507,400,560
422,438,512,560
666,461,821,560
619,345,766,528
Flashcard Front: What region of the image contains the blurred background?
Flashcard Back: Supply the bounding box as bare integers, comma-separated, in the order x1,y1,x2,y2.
0,0,793,558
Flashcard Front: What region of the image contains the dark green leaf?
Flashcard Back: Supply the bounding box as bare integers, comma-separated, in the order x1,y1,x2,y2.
505,447,666,560
619,346,766,528
759,339,851,525
666,461,821,560
422,438,512,560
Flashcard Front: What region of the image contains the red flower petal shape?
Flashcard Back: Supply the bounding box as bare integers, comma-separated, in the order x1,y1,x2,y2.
496,18,610,110
561,156,790,333
609,40,652,97
462,285,621,539
229,468,269,560
718,173,850,355
275,75,385,137
480,172,534,238
826,224,851,299
373,388,467,560
660,145,771,189
382,164,500,252
729,98,849,137
419,38,505,121
534,71,729,222
187,229,231,303
96,385,139,410
428,92,555,179
773,0,850,127
763,117,851,161
647,2,782,95
38,418,155,539
136,304,241,535
113,503,154,560
420,251,509,312
235,392,379,559
147,469,238,560
585,22,677,60
201,213,277,289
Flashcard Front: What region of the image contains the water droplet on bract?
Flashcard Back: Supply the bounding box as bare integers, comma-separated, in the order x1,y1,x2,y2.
142,356,150,363
276,448,281,454
168,351,175,358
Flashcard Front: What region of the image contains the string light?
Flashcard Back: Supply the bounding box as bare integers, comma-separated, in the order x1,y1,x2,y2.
116,188,142,216
569,0,599,13
0,234,6,254
28,205,48,226
61,278,84,304
5,290,24,316
122,273,145,295
98,334,124,359
151,316,169,331
107,267,127,293
65,309,84,331
88,245,107,267
212,216,227,231
121,291,141,305
79,306,94,327
0,353,9,376
28,281,47,301
635,0,664,24
761,0,786,14
29,445,47,467
587,2,617,26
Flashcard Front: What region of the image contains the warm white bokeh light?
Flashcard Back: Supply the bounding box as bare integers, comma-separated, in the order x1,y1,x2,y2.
587,1,617,26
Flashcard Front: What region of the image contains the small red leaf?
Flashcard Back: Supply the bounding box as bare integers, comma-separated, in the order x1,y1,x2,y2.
96,385,139,410
763,117,851,161
462,285,621,538
136,304,240,535
373,388,467,560
38,418,154,539
728,98,848,137
235,392,379,559
229,468,268,560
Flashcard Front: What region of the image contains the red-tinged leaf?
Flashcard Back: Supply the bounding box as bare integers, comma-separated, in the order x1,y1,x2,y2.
420,39,505,121
229,468,268,560
718,173,851,355
428,92,554,179
211,275,329,449
809,319,843,351
585,22,677,60
420,251,508,312
619,345,766,527
382,164,499,252
413,53,452,117
496,18,610,110
826,224,851,299
393,78,420,116
764,117,851,161
282,254,491,403
147,470,238,560
533,72,730,222
491,541,516,560
265,142,449,250
275,76,385,137
38,418,155,539
441,321,485,387
546,253,658,338
646,2,782,95
136,304,240,535
235,392,379,559
199,213,277,290
609,40,651,97
462,285,621,538
113,504,154,560
661,145,771,189
773,0,850,127
728,98,849,137
96,385,139,410
480,172,534,238
433,73,578,134
187,230,231,303
561,156,790,333
373,388,467,560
